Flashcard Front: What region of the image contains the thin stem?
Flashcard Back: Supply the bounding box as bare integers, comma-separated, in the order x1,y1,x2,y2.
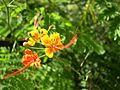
80,50,92,68
48,25,56,32
11,40,17,52
79,0,91,30
32,66,37,88
39,54,46,58
8,0,14,6
2,0,12,32
30,47,44,50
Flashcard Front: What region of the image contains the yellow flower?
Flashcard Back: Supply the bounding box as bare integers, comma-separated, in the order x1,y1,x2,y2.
41,32,64,58
30,29,39,36
40,29,48,37
24,29,42,47
23,28,49,47
27,38,36,46
29,29,40,41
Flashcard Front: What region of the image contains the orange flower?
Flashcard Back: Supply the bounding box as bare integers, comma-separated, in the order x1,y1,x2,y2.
3,49,41,79
41,32,64,58
22,49,41,69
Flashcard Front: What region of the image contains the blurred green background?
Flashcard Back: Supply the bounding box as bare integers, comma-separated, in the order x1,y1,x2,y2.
0,0,120,90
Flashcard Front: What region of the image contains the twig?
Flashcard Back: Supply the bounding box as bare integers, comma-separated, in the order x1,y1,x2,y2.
80,50,92,67
11,40,17,52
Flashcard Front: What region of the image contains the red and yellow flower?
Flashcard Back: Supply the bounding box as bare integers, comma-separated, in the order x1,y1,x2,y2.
22,49,41,69
23,29,48,47
41,32,64,58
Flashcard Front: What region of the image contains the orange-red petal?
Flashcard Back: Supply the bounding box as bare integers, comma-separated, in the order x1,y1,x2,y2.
22,49,34,65
33,33,40,41
22,55,34,65
57,43,64,50
25,49,32,55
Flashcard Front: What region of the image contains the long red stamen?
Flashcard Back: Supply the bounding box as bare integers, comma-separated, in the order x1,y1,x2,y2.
3,61,33,79
64,33,77,49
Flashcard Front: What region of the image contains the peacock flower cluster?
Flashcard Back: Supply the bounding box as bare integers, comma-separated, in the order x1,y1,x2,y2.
3,14,78,79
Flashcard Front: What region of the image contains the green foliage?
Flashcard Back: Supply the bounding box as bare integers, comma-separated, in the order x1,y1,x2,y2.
0,0,120,90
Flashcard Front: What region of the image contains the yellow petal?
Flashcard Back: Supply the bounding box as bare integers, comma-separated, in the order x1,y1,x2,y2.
28,38,35,46
41,35,51,45
40,29,48,35
45,48,53,58
50,32,61,44
30,29,39,36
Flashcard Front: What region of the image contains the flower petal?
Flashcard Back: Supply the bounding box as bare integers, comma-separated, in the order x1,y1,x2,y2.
57,43,64,50
28,38,36,46
30,29,39,36
40,29,48,37
50,32,64,50
33,33,40,41
45,47,53,58
50,32,60,44
35,59,41,69
33,53,41,68
41,35,51,45
22,55,34,65
25,49,32,55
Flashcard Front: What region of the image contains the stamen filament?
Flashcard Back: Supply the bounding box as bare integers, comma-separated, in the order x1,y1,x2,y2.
64,33,77,49
3,61,33,79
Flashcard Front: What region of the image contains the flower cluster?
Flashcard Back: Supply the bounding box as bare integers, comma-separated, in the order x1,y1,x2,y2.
3,14,77,79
